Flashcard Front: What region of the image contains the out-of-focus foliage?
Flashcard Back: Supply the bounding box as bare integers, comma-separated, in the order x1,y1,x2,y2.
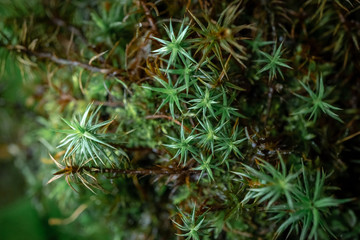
1,0,360,239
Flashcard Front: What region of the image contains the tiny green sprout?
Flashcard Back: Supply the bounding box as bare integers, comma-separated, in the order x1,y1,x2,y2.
193,154,214,182
234,153,301,209
196,117,227,154
160,58,203,94
270,166,351,240
91,5,127,30
215,125,246,165
172,205,208,240
215,88,246,123
256,42,292,80
164,123,199,165
244,33,274,53
293,74,343,122
193,153,221,182
143,74,186,119
189,84,221,118
89,2,132,46
57,103,126,166
152,19,196,71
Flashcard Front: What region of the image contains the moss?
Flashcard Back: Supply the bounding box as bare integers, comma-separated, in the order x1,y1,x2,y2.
1,0,360,239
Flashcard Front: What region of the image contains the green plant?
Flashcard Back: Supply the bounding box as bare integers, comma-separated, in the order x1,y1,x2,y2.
2,0,359,239
270,168,351,240
57,103,127,167
235,153,301,209
215,124,246,165
161,58,202,94
189,84,221,118
196,117,227,154
152,19,196,70
172,205,209,240
164,123,199,165
293,74,343,122
193,153,220,182
215,89,246,123
143,74,187,119
256,42,292,81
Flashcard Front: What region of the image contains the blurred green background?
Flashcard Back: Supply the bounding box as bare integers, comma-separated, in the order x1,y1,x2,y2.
0,57,41,239
0,50,85,240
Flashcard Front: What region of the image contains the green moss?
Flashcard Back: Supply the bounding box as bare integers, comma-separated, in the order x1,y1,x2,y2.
1,0,359,239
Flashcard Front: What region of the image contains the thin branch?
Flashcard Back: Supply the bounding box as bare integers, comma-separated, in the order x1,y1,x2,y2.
140,0,158,33
99,168,200,175
48,13,88,44
31,51,115,74
49,204,88,225
53,166,200,176
93,100,124,108
5,45,124,77
336,130,360,144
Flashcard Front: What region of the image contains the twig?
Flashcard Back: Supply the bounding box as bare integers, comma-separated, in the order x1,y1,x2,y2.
101,168,200,175
54,166,200,176
93,100,124,108
5,45,125,78
49,204,88,225
30,51,115,74
140,1,158,33
48,13,88,44
336,131,360,144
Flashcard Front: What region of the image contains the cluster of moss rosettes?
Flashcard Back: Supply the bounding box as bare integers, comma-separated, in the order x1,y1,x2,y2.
1,0,360,239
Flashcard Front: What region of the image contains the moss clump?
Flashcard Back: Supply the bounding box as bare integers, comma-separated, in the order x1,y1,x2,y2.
1,0,360,239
